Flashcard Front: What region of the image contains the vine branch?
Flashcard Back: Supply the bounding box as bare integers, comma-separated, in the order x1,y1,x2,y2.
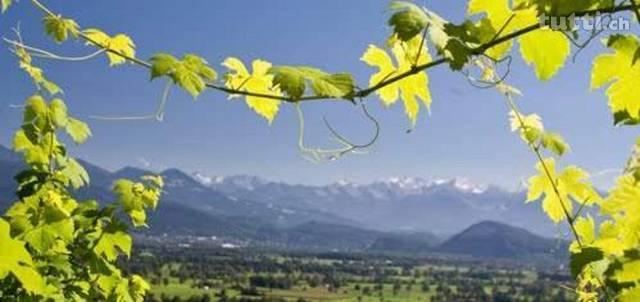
25,0,639,104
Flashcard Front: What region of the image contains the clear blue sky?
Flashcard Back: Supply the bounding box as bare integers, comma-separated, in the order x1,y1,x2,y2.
0,0,637,188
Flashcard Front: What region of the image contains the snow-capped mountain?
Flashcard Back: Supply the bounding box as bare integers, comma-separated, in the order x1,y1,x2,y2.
0,144,564,252
195,174,488,201
192,173,558,237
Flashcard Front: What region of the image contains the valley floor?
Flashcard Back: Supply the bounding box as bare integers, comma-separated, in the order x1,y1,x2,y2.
128,245,575,302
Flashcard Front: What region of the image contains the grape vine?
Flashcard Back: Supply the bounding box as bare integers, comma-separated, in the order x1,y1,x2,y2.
2,0,640,301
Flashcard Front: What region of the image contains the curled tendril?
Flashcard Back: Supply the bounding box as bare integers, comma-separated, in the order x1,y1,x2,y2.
90,80,172,122
4,38,106,61
557,0,628,63
4,26,106,62
296,101,380,163
561,14,612,63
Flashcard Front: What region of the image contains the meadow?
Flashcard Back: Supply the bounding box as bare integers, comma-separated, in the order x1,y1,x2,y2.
127,245,574,302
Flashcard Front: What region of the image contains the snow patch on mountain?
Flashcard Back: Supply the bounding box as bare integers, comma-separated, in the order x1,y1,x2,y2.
192,173,488,198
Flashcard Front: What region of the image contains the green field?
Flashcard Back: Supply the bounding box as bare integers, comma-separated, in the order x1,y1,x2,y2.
136,246,574,302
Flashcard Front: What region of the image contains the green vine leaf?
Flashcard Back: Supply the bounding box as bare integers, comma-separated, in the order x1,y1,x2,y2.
112,274,151,302
570,247,604,279
113,176,163,228
269,66,354,100
591,34,640,123
0,218,45,295
150,53,217,98
65,117,91,144
84,28,136,66
43,16,80,43
149,53,178,79
15,47,62,95
388,1,428,41
541,131,570,156
94,221,132,261
60,158,90,189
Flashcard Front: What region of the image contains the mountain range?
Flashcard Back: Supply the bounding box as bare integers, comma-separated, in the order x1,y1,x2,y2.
0,145,567,260
192,172,561,237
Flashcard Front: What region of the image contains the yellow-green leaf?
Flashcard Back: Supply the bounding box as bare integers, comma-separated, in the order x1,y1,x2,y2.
65,117,92,144
620,286,640,302
223,57,282,123
591,35,640,120
509,110,544,144
614,260,640,283
361,36,432,125
49,98,69,128
84,28,136,66
527,158,600,223
541,131,570,156
43,16,79,43
519,29,570,80
94,229,132,261
0,218,45,294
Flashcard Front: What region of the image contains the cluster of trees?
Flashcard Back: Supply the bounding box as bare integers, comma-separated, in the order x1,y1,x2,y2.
123,246,575,301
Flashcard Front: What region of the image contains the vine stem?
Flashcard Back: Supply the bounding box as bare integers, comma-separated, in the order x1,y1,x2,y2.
504,92,612,301
27,0,638,104
504,96,581,243
4,38,106,61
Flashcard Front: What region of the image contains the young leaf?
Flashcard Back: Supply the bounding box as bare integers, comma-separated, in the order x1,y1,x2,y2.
509,110,544,144
60,158,90,189
23,95,49,131
16,50,62,96
541,131,570,156
420,11,478,70
361,36,432,125
65,118,92,144
49,98,69,128
269,66,354,100
223,57,282,123
149,53,179,79
43,16,80,43
84,28,136,66
113,177,163,228
388,1,428,41
591,35,640,122
150,53,217,98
